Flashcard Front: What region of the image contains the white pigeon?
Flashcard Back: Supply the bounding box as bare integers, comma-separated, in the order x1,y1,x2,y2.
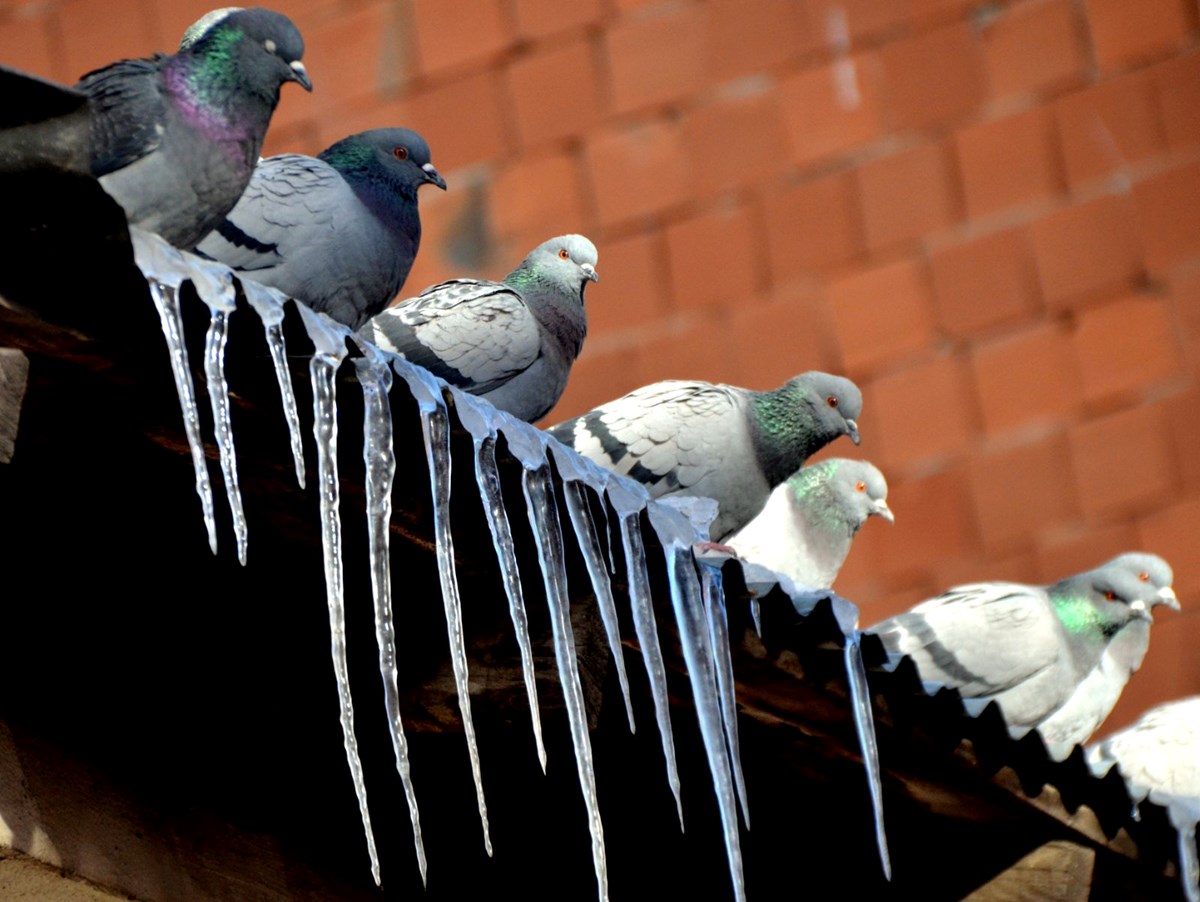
358,234,598,423
549,372,863,540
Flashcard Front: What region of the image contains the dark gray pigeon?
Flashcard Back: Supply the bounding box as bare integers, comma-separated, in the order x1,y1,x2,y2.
78,7,312,249
357,234,598,423
719,458,893,591
1038,553,1179,760
870,555,1168,737
196,128,445,329
548,372,863,539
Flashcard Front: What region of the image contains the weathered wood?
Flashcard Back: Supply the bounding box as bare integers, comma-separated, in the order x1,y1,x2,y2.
0,348,28,462
965,840,1096,902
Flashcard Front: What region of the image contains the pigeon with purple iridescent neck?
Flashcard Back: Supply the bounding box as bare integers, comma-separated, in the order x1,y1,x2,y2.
77,7,312,249
197,128,445,329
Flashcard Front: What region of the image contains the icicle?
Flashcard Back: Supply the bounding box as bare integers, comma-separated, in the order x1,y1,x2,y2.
296,306,380,885
649,506,744,902
353,350,427,884
518,460,608,902
130,229,217,555
240,280,306,489
452,392,547,772
391,359,492,856
551,446,635,734
188,258,248,565
606,479,684,830
698,562,749,828
845,630,890,881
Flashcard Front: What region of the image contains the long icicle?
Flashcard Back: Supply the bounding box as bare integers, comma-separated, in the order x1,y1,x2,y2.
299,307,380,884
354,353,427,883
699,562,749,827
845,629,890,880
393,360,492,856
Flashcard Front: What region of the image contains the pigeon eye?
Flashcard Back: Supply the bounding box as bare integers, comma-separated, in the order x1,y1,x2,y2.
855,481,866,492
827,395,839,408
1138,571,1149,582
558,248,570,260
1104,591,1117,601
394,146,408,160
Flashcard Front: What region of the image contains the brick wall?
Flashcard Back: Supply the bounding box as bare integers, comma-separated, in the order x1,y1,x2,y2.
4,0,1199,733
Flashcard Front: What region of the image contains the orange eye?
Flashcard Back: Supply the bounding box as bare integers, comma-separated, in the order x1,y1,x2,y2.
558,248,570,260
827,395,839,408
1138,571,1149,582
393,146,408,160
1104,591,1117,601
855,481,866,492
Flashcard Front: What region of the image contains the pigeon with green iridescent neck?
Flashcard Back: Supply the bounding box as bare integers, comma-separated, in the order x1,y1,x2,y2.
197,128,444,329
77,7,311,250
1037,553,1179,760
718,458,893,591
549,372,863,540
870,556,1167,737
358,234,598,422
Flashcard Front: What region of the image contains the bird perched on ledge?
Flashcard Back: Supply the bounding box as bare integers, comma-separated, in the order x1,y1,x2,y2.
549,371,863,539
197,128,445,330
78,6,312,250
358,234,598,423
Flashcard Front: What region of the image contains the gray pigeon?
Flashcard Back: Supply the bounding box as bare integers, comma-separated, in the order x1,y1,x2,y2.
548,372,863,539
196,128,445,329
870,556,1168,736
1088,696,1200,902
357,234,598,423
720,458,893,590
78,7,312,249
1037,553,1179,760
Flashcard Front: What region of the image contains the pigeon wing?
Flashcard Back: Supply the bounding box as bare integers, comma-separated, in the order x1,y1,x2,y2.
78,56,169,177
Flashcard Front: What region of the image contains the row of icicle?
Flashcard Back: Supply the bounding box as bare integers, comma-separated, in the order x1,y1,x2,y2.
129,228,888,901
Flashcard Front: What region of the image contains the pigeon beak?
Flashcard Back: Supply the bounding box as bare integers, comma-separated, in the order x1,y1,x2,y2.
580,263,599,283
288,60,313,91
1153,586,1181,611
422,162,447,190
1128,599,1154,622
845,418,861,445
873,499,895,523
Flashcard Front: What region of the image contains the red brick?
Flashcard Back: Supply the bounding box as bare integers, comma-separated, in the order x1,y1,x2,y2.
970,323,1082,438
704,0,820,82
868,355,978,474
584,120,690,229
1069,404,1177,521
968,435,1080,556
546,346,642,423
1151,50,1200,152
1073,295,1185,405
1104,618,1200,736
930,550,1041,598
507,39,602,149
584,230,671,339
954,107,1064,221
1167,266,1200,340
260,118,320,158
729,285,838,388
405,71,511,171
930,227,1042,339
808,0,910,43
1055,72,1167,190
634,314,739,386
410,0,511,76
827,258,938,377
512,0,604,41
881,22,986,132
683,87,789,200
1030,194,1143,310
489,151,588,250
664,205,759,313
777,52,886,167
0,7,56,80
300,3,391,117
1163,388,1200,495
760,171,865,286
1132,160,1200,273
1083,0,1194,72
59,0,157,81
397,182,491,300
1034,523,1143,582
908,0,978,26
857,141,960,252
983,0,1088,100
1138,497,1200,604
605,5,707,115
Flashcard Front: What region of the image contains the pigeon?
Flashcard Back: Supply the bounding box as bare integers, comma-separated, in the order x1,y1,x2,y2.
77,7,312,249
870,555,1170,736
718,458,893,591
548,372,863,539
1088,697,1200,902
1037,553,1179,760
357,234,598,423
196,128,445,329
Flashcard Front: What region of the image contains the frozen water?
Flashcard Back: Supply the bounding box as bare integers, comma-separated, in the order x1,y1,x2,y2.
845,630,890,880
699,562,749,827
